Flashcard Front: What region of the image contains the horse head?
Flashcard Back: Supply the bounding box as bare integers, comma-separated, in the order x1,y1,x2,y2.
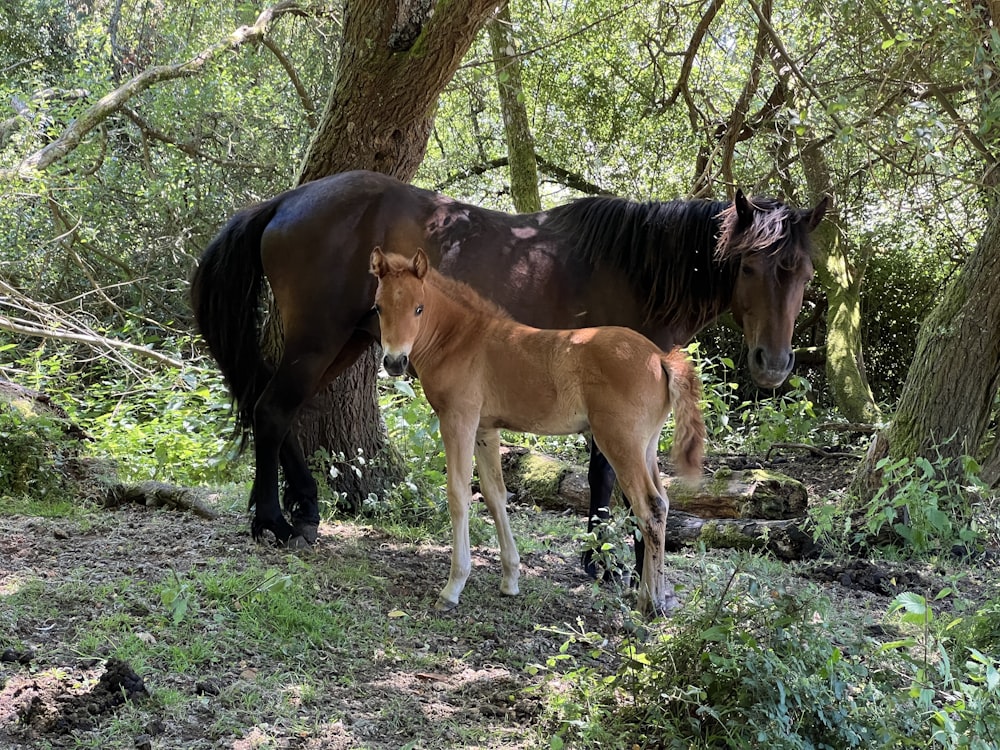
719,190,829,389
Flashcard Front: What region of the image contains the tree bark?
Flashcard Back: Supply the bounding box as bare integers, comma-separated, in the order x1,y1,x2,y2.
275,0,502,502
487,3,540,212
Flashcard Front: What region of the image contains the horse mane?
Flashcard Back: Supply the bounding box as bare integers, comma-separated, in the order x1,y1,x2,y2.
548,194,810,326
715,197,810,271
548,196,733,327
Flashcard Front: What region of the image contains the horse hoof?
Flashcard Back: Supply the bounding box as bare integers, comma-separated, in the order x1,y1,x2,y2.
581,551,601,580
283,534,312,551
434,596,459,612
293,521,319,545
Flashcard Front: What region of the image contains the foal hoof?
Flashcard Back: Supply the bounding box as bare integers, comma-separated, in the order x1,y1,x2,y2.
293,521,319,545
434,596,460,612
644,595,681,618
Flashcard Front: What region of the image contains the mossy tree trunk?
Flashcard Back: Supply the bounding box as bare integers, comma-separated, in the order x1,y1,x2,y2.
487,2,540,213
799,140,880,424
269,0,502,502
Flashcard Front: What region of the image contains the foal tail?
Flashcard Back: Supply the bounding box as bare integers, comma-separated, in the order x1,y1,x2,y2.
190,197,282,451
662,349,706,481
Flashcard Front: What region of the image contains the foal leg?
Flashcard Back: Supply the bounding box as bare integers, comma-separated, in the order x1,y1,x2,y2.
594,434,674,615
436,415,478,611
474,429,520,597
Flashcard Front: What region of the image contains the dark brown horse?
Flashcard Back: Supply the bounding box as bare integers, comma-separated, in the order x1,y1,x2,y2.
191,170,827,563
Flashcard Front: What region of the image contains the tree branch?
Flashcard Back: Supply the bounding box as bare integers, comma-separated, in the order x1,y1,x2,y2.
2,1,302,179
665,0,725,107
261,37,318,129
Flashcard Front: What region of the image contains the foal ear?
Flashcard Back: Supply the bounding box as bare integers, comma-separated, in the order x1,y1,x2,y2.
370,246,387,277
734,189,754,230
803,194,831,232
412,248,429,279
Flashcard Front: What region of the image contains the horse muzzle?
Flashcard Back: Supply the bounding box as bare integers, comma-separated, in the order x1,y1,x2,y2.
382,353,409,377
749,346,794,389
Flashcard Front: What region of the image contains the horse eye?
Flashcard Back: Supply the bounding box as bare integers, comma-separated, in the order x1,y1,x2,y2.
741,264,755,276
415,304,424,316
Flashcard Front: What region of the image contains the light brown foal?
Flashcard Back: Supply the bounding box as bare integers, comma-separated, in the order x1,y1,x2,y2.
371,247,705,615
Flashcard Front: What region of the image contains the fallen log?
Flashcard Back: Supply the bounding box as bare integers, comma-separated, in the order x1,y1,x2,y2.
664,511,816,560
104,480,220,520
499,447,807,520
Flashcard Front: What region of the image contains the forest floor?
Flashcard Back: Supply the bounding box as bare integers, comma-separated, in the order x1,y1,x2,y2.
1,451,995,749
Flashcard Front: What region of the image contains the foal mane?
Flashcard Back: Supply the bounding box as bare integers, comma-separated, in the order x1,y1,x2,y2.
548,194,810,326
427,270,512,321
380,251,511,321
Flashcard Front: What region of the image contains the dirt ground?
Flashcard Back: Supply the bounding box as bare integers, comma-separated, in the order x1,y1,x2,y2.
1,450,993,749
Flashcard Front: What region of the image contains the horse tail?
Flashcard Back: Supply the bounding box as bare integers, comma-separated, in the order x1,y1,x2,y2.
662,349,706,481
190,198,282,451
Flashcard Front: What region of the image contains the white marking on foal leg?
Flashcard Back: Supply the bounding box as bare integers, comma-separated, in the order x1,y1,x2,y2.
475,429,520,596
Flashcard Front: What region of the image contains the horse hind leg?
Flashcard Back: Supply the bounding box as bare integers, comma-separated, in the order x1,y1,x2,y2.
279,436,319,543
279,327,377,542
474,429,520,597
252,339,354,546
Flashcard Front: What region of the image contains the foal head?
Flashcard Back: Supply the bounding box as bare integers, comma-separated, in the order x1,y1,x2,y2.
718,191,829,389
370,246,429,376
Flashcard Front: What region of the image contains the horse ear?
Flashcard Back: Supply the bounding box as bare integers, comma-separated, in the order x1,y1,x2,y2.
370,246,386,277
412,248,429,279
734,189,754,230
803,194,831,232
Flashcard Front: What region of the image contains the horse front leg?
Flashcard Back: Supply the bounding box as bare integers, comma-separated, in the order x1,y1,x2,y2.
436,414,478,611
474,429,520,597
581,439,620,580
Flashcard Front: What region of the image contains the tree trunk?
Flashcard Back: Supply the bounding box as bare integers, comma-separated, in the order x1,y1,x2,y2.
487,3,540,212
499,447,808,520
270,0,502,501
799,139,880,423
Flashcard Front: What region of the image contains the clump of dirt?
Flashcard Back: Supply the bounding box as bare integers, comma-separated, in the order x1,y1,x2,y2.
807,559,930,596
0,658,147,739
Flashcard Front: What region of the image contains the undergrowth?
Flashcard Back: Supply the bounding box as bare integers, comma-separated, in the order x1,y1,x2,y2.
536,554,1000,749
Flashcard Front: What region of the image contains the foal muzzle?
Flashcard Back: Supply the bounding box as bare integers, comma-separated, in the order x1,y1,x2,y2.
383,353,409,376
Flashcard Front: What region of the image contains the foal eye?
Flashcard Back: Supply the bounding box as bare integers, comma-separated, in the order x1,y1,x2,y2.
415,305,424,316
